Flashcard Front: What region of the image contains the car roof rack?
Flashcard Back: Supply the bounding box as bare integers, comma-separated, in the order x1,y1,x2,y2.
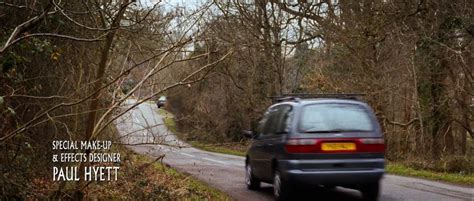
269,96,301,103
270,93,365,103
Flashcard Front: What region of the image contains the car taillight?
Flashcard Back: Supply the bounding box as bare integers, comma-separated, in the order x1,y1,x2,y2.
285,139,318,153
358,138,385,153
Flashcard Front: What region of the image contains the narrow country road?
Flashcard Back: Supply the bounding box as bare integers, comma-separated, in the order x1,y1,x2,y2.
115,100,474,201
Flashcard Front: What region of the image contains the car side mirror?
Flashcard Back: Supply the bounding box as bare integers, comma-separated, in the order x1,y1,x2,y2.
242,130,256,139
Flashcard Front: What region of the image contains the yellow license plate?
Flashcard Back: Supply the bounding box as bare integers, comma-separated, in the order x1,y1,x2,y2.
321,142,356,151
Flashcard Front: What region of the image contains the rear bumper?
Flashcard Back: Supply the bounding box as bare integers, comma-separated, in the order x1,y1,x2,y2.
283,169,384,186
279,159,384,186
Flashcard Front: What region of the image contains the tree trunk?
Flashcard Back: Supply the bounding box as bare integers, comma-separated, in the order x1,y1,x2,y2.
84,1,130,140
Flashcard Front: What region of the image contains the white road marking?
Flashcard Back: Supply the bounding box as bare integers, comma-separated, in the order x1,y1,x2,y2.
203,157,228,165
180,152,196,157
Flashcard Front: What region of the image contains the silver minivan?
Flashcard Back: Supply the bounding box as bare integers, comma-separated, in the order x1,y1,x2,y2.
244,94,385,201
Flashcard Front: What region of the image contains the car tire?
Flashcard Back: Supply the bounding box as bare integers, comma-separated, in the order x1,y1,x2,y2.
361,182,380,201
245,163,260,190
273,170,291,201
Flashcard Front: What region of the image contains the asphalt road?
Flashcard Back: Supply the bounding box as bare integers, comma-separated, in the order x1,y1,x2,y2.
115,99,474,201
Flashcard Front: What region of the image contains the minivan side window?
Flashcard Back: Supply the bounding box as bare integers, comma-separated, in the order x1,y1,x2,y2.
261,105,293,136
274,105,293,134
257,110,270,135
262,108,279,136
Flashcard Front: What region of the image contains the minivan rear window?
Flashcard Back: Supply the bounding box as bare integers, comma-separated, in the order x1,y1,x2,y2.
299,103,374,133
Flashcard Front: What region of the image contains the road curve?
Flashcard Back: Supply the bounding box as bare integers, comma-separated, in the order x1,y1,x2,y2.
115,100,474,201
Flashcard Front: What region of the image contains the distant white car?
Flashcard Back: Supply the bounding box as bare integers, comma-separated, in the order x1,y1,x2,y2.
157,96,167,108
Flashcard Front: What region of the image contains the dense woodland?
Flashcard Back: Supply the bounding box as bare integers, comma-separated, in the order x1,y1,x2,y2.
0,0,473,199
168,0,473,171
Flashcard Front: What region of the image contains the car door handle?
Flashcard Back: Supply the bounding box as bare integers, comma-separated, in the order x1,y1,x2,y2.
267,143,273,146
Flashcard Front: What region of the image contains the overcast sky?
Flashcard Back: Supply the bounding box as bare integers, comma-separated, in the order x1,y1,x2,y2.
140,0,200,9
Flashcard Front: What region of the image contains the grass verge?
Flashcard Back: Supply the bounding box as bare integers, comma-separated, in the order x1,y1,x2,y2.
190,141,247,157
386,162,474,186
158,108,247,157
141,155,232,200
89,145,231,200
87,121,231,200
157,108,177,133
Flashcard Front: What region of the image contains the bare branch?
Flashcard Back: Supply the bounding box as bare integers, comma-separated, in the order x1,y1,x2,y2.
0,33,105,54
1,3,56,54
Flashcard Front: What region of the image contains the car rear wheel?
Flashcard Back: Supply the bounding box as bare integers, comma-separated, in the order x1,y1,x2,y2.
361,182,380,201
245,163,260,190
273,170,291,201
